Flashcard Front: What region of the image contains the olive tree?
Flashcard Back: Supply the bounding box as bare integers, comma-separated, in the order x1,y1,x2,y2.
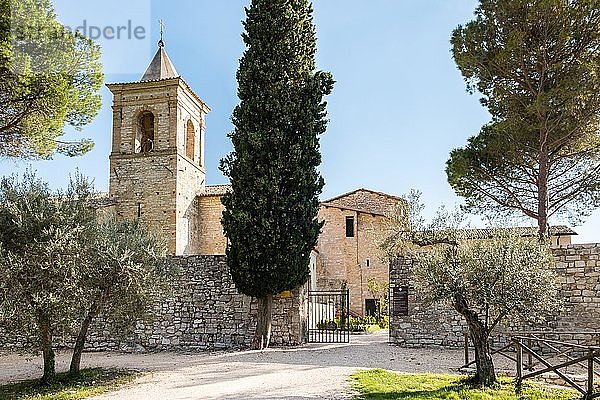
384,192,559,385
0,171,95,382
70,218,167,375
0,172,168,381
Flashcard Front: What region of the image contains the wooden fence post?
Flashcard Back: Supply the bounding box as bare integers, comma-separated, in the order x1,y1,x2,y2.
588,350,594,398
464,332,469,366
515,338,523,383
527,338,533,371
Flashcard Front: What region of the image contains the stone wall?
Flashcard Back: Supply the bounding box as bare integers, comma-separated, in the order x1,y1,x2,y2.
0,255,308,352
197,194,228,255
389,244,600,348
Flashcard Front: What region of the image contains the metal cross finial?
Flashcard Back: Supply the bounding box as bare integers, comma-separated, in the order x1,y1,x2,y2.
158,19,165,47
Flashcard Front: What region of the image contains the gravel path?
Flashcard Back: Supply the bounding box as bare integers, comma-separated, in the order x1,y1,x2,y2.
0,331,508,399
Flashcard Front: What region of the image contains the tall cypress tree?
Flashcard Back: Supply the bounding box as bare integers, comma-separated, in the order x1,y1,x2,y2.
221,0,334,349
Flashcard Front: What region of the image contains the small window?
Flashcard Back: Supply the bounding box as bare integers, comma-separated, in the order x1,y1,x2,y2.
366,259,371,268
345,216,355,238
186,120,195,160
135,111,155,154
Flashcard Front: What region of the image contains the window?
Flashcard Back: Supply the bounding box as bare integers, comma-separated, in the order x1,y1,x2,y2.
345,216,355,238
186,120,195,160
366,259,371,268
135,111,155,154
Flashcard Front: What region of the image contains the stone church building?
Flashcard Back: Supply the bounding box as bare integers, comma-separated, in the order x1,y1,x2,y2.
102,43,577,317
101,43,402,316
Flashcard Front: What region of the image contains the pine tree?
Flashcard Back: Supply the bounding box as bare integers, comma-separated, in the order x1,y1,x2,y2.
221,0,334,349
447,0,600,237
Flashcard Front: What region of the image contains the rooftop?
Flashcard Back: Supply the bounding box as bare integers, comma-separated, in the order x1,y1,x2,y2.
140,45,179,82
198,185,232,197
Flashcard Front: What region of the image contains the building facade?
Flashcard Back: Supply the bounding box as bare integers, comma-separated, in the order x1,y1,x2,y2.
105,43,577,317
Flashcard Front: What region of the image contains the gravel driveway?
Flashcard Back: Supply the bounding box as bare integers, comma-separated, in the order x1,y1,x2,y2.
0,331,496,399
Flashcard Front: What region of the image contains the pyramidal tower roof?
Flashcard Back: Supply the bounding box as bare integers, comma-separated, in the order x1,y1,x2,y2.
140,43,179,82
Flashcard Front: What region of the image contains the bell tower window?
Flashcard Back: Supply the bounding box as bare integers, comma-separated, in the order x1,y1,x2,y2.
186,120,195,161
135,111,155,154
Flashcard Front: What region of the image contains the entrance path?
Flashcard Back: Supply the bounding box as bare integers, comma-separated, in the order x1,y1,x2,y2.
0,331,480,400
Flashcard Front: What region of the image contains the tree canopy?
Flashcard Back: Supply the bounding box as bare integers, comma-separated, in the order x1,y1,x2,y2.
0,171,96,381
0,172,167,381
0,0,103,158
70,217,167,375
220,0,334,349
447,0,600,235
383,192,559,385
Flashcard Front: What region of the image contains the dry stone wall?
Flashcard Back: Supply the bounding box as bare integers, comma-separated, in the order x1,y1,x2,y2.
389,244,600,348
0,255,308,352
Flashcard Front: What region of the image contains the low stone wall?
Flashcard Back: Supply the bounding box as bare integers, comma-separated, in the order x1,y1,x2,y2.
389,244,600,348
1,255,308,352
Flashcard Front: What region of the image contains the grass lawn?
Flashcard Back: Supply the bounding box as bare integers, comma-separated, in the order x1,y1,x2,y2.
351,369,577,400
0,368,137,400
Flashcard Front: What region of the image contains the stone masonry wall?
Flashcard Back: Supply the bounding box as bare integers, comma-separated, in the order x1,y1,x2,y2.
389,244,600,348
0,256,308,352
197,195,228,255
316,206,392,314
316,189,402,315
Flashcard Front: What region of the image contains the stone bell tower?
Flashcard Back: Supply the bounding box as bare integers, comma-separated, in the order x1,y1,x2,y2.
107,39,211,255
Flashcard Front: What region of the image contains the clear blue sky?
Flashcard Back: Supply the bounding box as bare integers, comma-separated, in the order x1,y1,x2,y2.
1,0,598,243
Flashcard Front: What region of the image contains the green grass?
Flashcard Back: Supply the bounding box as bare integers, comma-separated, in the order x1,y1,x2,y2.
0,368,137,400
350,369,577,400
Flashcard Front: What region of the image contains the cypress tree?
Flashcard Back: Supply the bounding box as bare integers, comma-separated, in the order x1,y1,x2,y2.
220,0,334,349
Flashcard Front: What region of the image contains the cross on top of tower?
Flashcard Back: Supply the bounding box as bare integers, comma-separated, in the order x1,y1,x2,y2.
158,19,165,48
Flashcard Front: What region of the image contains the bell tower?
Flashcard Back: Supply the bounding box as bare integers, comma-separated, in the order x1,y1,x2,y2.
107,39,210,255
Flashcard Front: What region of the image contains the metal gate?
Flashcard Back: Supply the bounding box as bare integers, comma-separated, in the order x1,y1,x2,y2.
307,289,350,343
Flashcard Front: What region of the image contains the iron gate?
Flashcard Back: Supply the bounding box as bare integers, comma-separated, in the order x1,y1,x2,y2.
307,289,350,343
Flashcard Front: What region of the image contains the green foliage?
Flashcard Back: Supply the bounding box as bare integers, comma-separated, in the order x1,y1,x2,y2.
0,0,103,158
415,231,560,329
350,370,576,399
0,170,96,340
319,315,385,333
447,0,600,232
378,315,389,329
0,171,167,379
383,193,560,385
78,217,168,333
367,278,389,315
0,368,136,400
220,0,334,298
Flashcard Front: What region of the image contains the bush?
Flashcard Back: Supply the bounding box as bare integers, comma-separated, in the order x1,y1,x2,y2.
378,315,389,329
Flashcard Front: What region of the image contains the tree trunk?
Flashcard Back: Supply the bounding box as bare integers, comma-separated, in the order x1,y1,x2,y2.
253,294,273,350
538,130,550,241
469,326,496,386
38,314,55,383
453,297,496,386
70,307,97,375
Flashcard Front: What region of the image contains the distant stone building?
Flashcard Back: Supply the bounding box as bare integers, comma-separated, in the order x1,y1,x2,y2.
316,189,402,315
103,42,578,317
